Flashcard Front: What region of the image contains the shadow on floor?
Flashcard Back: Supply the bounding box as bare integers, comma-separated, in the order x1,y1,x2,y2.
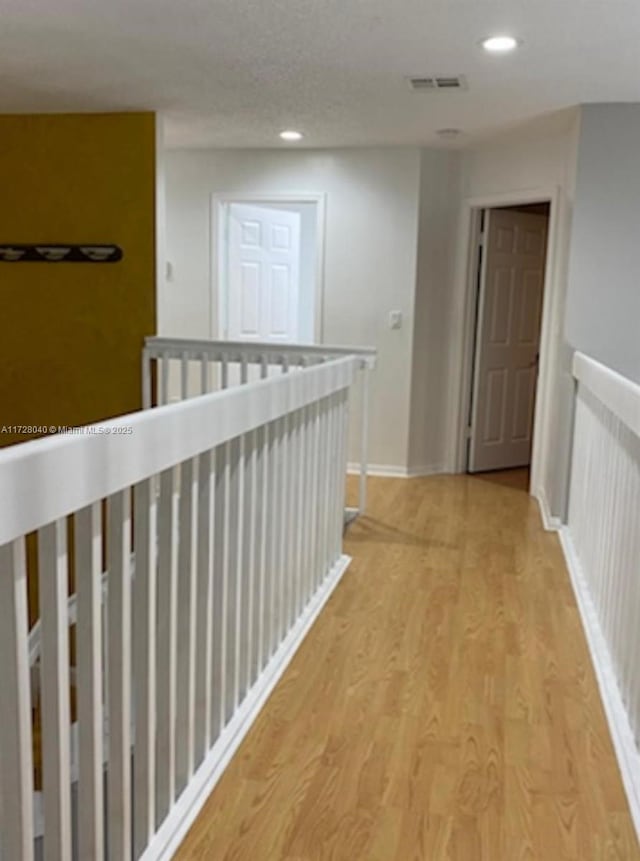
469,466,530,493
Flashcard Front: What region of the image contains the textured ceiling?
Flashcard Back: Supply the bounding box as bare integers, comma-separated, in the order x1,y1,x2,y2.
0,0,639,148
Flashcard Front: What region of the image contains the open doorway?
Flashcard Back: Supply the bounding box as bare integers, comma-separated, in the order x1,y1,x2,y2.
466,202,551,476
213,194,325,344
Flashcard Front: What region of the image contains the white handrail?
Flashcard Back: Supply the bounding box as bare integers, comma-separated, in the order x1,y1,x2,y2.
0,357,356,545
142,336,376,518
143,335,377,369
573,351,640,439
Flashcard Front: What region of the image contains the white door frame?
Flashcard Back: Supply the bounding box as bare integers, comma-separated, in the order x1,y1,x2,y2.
448,185,563,495
210,192,327,343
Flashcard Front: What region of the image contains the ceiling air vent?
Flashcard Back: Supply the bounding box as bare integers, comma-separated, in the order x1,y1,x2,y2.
407,75,468,92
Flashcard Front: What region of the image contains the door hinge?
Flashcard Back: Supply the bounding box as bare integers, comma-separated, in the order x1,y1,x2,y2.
478,230,485,248
466,424,473,440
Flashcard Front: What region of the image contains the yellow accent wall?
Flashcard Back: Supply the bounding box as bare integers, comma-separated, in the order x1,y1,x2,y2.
0,112,156,447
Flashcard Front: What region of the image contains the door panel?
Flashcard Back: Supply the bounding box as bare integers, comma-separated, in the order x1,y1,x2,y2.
512,366,536,440
271,223,292,251
488,269,513,344
241,220,261,248
469,209,548,473
269,264,290,336
484,368,508,444
227,203,301,342
518,271,543,343
239,262,260,336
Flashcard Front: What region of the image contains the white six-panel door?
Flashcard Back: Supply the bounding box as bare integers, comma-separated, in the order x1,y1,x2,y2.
226,203,301,342
469,209,548,473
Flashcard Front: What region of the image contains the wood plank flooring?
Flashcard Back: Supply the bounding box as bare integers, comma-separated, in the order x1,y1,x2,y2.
175,471,639,860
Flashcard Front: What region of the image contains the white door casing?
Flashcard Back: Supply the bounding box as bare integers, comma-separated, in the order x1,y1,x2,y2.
469,209,548,473
226,203,301,342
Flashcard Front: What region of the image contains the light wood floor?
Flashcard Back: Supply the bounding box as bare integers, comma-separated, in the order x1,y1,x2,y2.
176,472,639,860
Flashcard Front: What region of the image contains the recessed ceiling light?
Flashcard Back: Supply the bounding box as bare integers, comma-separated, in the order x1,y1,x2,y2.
481,35,520,53
279,130,303,142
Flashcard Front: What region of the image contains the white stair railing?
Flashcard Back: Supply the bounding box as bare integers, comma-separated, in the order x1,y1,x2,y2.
0,351,363,860
142,336,376,518
561,351,640,840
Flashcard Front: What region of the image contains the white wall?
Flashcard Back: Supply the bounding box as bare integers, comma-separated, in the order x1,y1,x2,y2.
566,104,640,384
163,147,423,470
454,111,581,519
408,149,461,474
162,118,585,504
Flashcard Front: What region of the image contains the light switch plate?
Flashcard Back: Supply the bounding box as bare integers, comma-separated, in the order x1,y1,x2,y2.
389,310,403,329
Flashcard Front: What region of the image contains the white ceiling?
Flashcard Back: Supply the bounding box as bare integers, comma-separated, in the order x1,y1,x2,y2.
1,0,639,149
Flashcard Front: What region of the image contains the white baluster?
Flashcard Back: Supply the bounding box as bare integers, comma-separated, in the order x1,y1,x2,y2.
180,351,189,401
314,398,327,591
38,520,72,861
155,468,178,822
359,368,371,515
260,424,272,671
133,479,157,855
176,458,198,793
301,403,314,609
274,417,286,648
292,408,305,618
225,438,243,722
265,421,278,660
75,504,104,861
331,391,342,557
194,451,215,763
211,445,230,740
309,399,321,596
252,425,267,683
160,351,170,407
239,431,255,701
334,390,350,560
282,411,294,633
200,352,210,395
320,395,334,578
301,404,315,608
107,490,132,861
142,348,152,410
295,406,307,616
0,538,35,861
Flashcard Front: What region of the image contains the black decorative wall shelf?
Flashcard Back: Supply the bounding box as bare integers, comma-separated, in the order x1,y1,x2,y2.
0,244,123,263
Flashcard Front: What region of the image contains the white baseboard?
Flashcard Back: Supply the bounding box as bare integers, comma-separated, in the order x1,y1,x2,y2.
558,527,640,842
347,462,409,478
140,554,352,861
533,485,562,531
347,463,448,479
407,464,449,478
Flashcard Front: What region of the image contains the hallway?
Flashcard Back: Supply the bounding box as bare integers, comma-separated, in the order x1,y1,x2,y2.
176,473,639,860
